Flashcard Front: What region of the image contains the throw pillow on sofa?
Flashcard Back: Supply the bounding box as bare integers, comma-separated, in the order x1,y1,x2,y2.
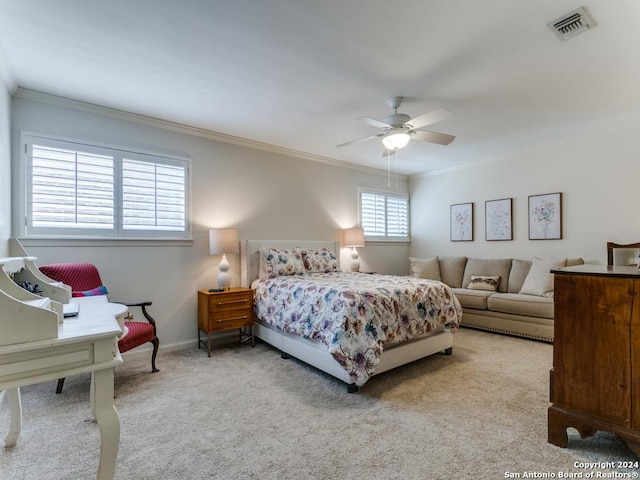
461,258,512,293
519,257,567,297
467,275,501,291
408,257,441,281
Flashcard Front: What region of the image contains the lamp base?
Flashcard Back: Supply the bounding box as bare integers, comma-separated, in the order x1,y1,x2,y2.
350,247,360,272
217,254,231,290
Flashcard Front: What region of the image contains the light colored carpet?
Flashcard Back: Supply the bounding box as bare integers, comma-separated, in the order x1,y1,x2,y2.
1,328,638,480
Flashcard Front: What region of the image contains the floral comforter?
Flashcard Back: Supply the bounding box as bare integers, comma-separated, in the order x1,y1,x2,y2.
252,272,462,386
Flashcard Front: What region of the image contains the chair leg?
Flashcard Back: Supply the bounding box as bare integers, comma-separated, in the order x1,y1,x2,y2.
55,378,66,394
150,336,159,373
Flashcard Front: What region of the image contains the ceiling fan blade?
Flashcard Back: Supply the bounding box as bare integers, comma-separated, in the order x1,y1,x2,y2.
405,108,454,131
412,130,456,146
355,116,391,129
336,134,381,148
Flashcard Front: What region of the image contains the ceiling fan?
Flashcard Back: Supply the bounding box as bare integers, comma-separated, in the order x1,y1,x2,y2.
337,96,456,152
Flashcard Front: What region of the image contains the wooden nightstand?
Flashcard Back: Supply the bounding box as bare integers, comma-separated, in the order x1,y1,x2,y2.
197,287,254,357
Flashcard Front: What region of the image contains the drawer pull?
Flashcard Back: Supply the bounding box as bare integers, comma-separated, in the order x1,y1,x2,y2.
216,315,249,323
216,299,248,306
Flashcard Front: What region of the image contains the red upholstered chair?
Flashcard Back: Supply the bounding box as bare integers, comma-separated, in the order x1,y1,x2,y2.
39,262,159,393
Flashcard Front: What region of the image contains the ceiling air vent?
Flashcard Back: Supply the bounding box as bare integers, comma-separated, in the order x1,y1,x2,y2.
548,7,596,41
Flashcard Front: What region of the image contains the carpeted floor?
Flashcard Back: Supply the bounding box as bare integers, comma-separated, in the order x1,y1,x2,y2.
1,328,638,480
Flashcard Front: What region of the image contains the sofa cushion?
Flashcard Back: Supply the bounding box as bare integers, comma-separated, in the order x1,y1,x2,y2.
451,288,494,310
508,259,532,293
461,258,512,293
408,257,441,281
519,257,567,297
438,257,467,288
487,293,554,319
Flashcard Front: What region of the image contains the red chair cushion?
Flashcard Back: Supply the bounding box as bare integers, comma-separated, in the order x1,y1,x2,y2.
40,263,104,293
118,321,155,353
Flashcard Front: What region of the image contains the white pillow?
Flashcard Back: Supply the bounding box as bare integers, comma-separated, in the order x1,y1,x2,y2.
408,257,441,281
519,257,567,297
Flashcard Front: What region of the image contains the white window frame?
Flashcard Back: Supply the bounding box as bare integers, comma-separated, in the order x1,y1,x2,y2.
358,188,410,243
20,133,191,240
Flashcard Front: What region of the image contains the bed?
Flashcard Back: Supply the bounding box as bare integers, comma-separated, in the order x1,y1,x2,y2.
240,239,462,392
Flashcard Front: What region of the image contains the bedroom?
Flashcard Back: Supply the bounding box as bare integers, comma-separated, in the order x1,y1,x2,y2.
1,1,640,478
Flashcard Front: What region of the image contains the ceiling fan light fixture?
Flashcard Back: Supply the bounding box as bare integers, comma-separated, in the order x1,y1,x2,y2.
382,130,410,150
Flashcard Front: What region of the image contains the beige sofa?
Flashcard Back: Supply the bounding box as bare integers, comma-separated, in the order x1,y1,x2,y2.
409,256,584,342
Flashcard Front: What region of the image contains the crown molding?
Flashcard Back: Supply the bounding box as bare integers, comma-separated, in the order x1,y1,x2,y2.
13,88,404,180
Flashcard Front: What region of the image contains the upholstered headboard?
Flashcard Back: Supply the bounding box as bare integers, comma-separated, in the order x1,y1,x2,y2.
240,239,341,288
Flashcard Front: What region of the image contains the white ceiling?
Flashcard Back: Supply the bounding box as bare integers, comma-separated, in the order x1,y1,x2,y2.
1,0,639,176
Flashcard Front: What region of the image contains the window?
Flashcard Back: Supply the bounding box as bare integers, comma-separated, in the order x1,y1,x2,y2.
23,134,190,239
359,189,409,242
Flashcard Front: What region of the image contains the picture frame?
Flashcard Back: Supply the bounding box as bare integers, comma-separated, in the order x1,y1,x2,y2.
485,198,513,241
528,192,562,240
450,202,474,241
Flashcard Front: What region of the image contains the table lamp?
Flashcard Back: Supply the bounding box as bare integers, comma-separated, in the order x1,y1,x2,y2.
343,227,365,272
209,228,239,290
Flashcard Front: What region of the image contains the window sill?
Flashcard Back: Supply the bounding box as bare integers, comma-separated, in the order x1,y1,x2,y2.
363,240,411,247
18,237,194,248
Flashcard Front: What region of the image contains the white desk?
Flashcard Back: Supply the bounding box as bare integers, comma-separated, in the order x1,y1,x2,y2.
0,296,125,480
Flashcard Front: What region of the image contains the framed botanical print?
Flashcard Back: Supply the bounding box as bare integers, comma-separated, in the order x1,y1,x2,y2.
450,202,474,241
485,198,513,241
528,192,562,240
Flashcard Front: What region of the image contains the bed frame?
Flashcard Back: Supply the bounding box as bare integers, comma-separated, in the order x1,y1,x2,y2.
240,239,454,392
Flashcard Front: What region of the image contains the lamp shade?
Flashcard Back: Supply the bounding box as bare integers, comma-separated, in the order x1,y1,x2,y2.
209,228,239,255
382,130,410,150
343,227,365,247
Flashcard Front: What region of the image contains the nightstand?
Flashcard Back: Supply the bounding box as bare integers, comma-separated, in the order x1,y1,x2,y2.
197,287,254,357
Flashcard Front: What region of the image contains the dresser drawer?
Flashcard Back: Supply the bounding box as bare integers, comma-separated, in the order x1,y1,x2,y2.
208,291,252,312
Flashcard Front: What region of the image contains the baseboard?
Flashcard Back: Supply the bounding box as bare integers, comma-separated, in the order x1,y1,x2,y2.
120,330,243,362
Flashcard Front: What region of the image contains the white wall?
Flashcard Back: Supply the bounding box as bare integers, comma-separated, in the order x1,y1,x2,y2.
409,124,640,265
10,94,409,351
0,79,11,257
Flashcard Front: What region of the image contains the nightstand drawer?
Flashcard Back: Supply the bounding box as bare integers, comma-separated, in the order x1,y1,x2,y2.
208,291,252,312
208,310,252,331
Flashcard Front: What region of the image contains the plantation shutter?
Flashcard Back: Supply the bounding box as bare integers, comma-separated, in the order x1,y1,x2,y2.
359,189,409,241
24,134,190,239
123,157,186,231
29,142,115,232
360,191,386,236
386,195,408,237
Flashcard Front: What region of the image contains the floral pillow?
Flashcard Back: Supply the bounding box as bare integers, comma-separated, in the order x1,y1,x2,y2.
260,247,305,278
301,248,339,273
467,276,500,291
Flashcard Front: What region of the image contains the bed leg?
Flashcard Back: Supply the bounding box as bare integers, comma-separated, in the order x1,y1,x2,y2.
280,351,290,359
347,384,358,394
443,347,453,355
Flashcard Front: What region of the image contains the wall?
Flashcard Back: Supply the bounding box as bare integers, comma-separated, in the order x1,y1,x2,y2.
0,77,11,257
409,124,640,265
10,93,409,352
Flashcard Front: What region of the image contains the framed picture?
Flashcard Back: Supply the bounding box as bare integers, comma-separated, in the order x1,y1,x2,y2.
450,202,474,241
528,192,562,240
485,198,512,241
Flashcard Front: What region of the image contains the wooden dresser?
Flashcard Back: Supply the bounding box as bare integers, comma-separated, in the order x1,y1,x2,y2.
548,264,640,456
197,287,254,356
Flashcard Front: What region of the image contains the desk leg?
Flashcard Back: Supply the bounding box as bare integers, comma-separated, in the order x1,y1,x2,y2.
92,369,120,480
2,388,21,447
